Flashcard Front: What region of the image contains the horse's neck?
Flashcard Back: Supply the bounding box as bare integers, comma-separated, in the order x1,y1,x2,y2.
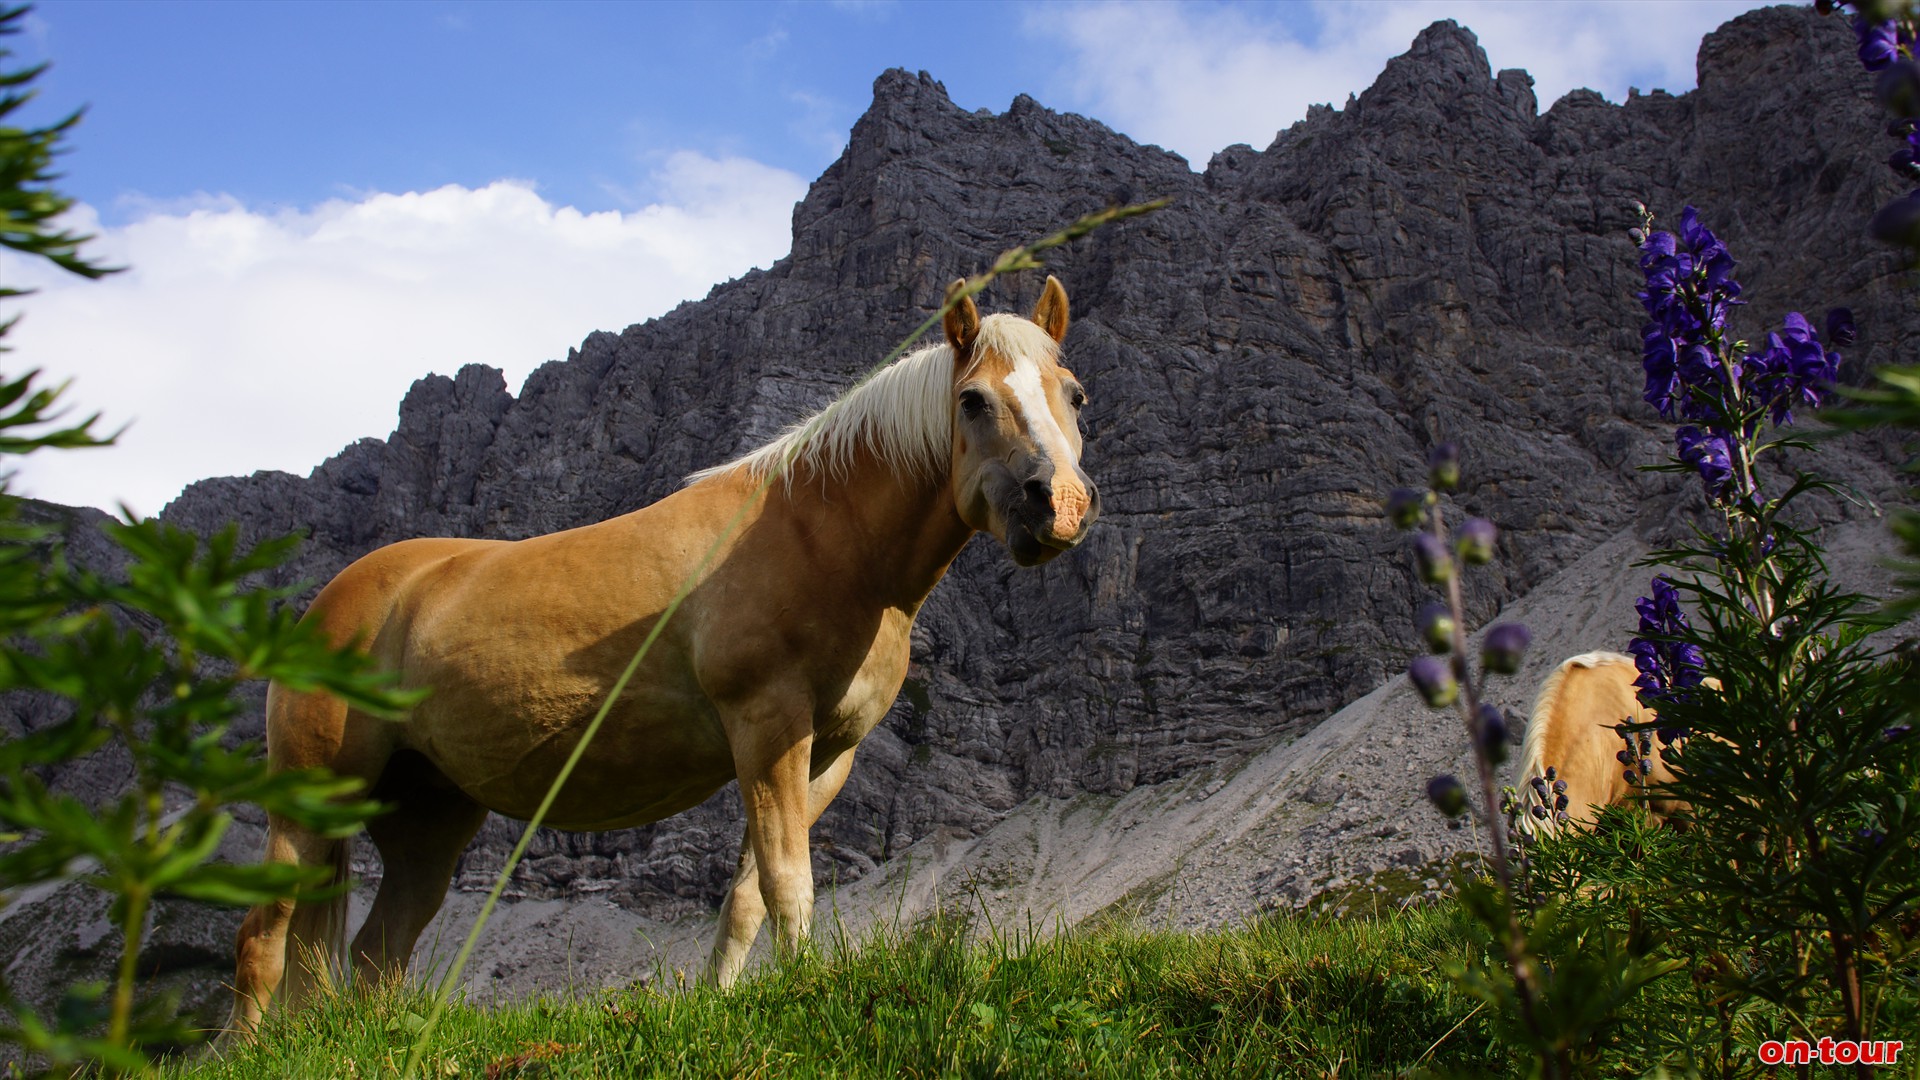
782,449,972,612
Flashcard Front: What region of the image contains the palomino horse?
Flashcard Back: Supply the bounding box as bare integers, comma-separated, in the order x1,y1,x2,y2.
224,278,1099,1037
1515,651,1687,834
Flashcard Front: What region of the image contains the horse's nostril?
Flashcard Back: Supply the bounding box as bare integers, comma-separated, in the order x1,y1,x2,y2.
1023,478,1051,506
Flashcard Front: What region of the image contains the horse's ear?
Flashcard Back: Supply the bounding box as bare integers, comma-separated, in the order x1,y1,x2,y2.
1032,275,1069,343
944,279,980,355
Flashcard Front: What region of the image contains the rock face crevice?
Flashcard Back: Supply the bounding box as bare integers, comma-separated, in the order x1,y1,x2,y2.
66,6,1916,915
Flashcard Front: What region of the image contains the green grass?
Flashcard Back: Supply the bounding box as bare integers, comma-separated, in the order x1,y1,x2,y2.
171,906,1498,1079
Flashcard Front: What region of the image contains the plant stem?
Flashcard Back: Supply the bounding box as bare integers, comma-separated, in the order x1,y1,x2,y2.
107,882,149,1063
1430,505,1562,1080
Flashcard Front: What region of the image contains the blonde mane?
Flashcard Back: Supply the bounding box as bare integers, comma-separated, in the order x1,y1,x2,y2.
1516,651,1633,834
685,313,1059,487
1519,650,1630,783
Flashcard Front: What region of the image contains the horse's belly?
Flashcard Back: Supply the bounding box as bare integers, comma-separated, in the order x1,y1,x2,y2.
405,677,735,830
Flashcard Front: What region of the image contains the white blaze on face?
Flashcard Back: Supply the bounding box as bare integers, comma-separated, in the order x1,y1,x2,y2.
1003,353,1090,539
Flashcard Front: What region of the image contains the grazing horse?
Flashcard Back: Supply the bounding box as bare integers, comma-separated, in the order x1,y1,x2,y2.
1515,652,1687,834
224,277,1099,1037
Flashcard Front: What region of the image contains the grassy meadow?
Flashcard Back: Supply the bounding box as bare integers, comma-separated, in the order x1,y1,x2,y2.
170,905,1507,1080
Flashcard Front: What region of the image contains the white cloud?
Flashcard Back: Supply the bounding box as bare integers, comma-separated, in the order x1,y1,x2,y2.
1029,0,1775,167
0,152,807,517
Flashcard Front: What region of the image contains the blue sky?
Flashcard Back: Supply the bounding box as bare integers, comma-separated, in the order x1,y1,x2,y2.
4,0,1775,515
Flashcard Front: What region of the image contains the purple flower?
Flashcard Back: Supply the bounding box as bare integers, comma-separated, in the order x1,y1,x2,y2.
1409,655,1459,708
1473,702,1510,766
1386,487,1426,529
1676,425,1736,499
1631,575,1706,708
1413,533,1453,584
1416,602,1455,654
1740,312,1839,426
1426,774,1468,818
1457,518,1497,565
1825,307,1857,348
1642,330,1681,419
1482,622,1531,675
1857,16,1900,71
1428,442,1460,492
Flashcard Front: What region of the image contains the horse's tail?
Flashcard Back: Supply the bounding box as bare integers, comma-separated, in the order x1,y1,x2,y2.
1516,651,1632,838
284,830,353,1005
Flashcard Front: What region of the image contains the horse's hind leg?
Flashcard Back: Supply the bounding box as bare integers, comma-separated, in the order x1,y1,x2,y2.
224,816,349,1041
351,750,488,988
706,747,857,987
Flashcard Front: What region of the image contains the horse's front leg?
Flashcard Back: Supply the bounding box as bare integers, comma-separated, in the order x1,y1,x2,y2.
723,694,818,964
706,747,857,986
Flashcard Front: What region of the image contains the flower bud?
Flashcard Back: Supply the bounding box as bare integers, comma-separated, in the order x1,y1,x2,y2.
1426,774,1468,818
1408,655,1459,708
1481,622,1531,675
1427,443,1460,492
1529,804,1548,820
1413,533,1453,584
1416,602,1455,653
1616,749,1634,766
1551,779,1566,795
1544,765,1557,781
1472,703,1509,765
1386,487,1427,530
1624,769,1639,784
1456,518,1497,565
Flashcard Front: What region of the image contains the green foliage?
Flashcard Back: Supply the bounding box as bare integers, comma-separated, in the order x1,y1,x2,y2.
0,4,116,303
0,6,418,1072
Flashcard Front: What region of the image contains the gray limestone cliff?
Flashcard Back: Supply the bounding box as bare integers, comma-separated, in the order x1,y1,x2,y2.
4,3,1914,1018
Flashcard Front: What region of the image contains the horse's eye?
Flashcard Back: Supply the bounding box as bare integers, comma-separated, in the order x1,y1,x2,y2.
1069,388,1087,411
959,389,989,419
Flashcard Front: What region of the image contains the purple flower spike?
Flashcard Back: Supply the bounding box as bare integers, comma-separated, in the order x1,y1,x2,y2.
1481,622,1531,675
1632,575,1706,707
1409,655,1459,708
1426,774,1468,818
1457,518,1497,565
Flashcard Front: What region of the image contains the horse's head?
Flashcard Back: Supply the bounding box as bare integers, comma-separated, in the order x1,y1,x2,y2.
944,276,1100,566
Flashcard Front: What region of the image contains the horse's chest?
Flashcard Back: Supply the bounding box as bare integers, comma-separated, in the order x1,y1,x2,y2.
816,611,914,751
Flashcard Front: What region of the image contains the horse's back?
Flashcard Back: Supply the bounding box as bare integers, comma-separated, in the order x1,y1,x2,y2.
268,536,500,779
